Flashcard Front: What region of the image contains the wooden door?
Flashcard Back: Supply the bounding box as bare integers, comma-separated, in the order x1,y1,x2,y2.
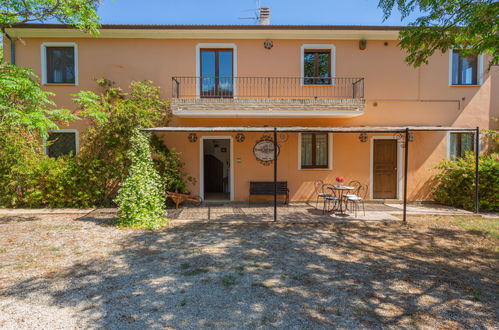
373,139,398,199
204,155,224,193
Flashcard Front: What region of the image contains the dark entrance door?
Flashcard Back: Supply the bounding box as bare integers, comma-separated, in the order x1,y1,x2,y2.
373,139,398,199
204,155,223,193
203,139,230,200
200,49,233,98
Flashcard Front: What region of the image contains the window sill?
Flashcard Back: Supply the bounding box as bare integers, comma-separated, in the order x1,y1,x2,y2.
449,84,481,87
299,167,332,171
43,83,77,86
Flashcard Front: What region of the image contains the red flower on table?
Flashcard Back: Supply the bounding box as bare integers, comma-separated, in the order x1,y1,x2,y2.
335,176,345,184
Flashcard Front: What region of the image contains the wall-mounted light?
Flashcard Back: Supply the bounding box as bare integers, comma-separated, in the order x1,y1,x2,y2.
359,133,368,142
393,133,415,148
235,133,245,142
188,133,197,143
359,39,367,50
264,40,273,49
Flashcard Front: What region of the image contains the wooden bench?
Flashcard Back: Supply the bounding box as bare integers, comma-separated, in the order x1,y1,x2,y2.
249,181,289,204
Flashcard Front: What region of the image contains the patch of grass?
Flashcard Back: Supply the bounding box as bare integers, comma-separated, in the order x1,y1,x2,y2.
235,265,245,271
180,299,187,306
180,263,190,269
0,247,6,253
220,275,237,286
181,268,209,276
48,247,61,252
455,217,499,239
14,263,28,269
354,307,380,320
469,288,481,301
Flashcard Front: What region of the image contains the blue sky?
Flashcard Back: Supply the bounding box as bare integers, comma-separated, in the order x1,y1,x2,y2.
96,0,420,26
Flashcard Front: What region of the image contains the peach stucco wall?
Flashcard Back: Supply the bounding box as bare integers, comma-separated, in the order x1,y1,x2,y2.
160,128,446,202
3,35,497,201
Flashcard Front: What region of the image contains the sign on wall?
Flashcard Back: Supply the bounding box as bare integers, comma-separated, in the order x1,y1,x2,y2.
253,135,280,166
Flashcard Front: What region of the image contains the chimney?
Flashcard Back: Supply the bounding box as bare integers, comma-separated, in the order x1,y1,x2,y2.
259,7,270,25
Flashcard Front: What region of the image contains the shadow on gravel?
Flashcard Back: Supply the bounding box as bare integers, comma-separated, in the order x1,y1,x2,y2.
0,216,40,223
2,221,498,328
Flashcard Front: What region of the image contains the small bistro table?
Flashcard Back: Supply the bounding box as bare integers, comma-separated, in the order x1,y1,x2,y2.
326,185,355,214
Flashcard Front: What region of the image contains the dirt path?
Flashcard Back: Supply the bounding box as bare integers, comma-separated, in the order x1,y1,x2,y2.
0,213,497,329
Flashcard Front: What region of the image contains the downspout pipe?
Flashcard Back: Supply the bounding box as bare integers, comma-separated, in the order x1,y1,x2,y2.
1,28,15,64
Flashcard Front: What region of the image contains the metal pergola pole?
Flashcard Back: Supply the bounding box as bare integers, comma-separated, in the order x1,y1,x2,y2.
475,126,480,213
273,127,278,222
403,128,409,224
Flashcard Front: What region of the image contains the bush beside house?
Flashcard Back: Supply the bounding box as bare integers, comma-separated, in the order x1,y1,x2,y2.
115,129,167,229
432,131,499,212
0,79,191,214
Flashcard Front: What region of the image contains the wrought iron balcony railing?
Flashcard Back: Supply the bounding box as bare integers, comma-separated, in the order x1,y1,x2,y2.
172,77,364,99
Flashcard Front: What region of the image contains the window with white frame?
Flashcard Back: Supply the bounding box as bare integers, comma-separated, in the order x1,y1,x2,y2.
300,133,330,169
46,130,79,157
450,50,479,85
42,43,77,84
449,132,474,159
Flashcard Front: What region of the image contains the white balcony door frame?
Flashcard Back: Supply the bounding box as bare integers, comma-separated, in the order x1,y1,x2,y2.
196,43,237,99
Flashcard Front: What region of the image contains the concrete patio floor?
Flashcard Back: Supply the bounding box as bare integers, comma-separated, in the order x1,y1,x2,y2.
167,202,473,223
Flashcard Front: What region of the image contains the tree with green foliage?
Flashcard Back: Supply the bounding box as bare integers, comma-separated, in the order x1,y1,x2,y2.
0,0,102,138
0,0,101,34
115,129,167,229
0,63,76,138
378,0,498,67
73,78,171,204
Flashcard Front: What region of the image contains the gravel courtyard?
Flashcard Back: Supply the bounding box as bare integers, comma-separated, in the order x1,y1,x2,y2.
0,212,498,329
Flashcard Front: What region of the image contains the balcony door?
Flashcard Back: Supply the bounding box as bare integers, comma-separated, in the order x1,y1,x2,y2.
200,49,233,98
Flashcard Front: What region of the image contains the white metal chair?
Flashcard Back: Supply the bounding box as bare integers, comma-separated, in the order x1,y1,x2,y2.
346,184,368,217
323,187,340,214
344,180,362,199
314,180,331,210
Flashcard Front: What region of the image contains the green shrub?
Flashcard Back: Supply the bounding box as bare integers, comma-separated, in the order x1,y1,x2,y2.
115,129,166,229
0,79,191,210
73,79,171,205
150,134,195,193
433,153,499,212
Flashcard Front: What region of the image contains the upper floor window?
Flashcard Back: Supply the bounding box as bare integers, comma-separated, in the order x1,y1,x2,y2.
301,45,335,86
449,132,474,159
304,50,331,85
300,133,330,169
200,48,233,98
41,43,78,85
45,130,79,157
450,50,479,85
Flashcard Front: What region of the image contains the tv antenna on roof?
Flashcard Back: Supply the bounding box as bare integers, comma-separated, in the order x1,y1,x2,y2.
239,0,270,25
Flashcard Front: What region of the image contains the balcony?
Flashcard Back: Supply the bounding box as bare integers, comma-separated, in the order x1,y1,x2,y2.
171,76,365,118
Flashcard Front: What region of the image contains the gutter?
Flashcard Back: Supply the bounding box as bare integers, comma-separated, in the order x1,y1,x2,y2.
1,28,15,64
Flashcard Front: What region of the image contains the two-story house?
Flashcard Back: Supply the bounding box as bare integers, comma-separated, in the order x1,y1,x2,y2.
3,16,498,204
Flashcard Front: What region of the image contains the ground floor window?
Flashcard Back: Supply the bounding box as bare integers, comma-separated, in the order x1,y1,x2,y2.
449,132,474,159
300,133,329,169
46,130,79,157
